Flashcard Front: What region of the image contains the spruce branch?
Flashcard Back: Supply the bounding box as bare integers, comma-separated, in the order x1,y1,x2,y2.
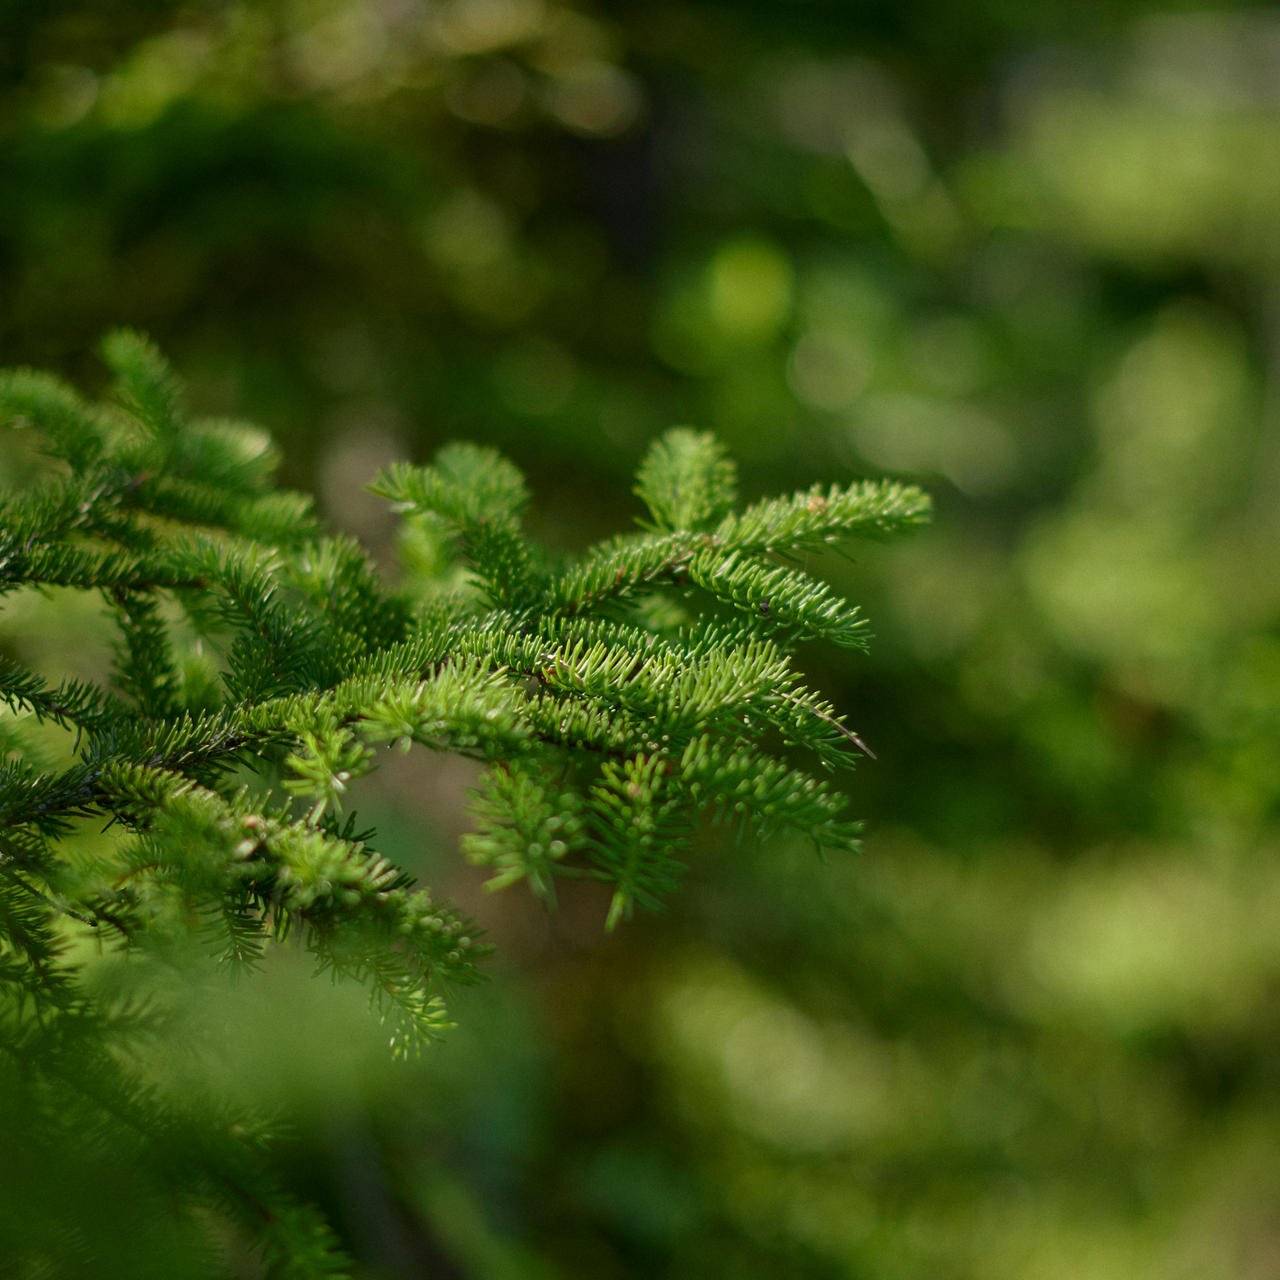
370,445,540,610
370,444,530,527
108,587,180,719
546,529,705,615
634,427,738,531
687,548,870,649
0,335,928,1274
716,477,932,553
100,328,186,444
0,656,116,738
590,751,689,931
0,366,108,470
463,759,587,902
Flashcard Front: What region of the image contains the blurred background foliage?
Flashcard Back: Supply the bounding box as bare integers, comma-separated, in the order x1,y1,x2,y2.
3,0,1280,1276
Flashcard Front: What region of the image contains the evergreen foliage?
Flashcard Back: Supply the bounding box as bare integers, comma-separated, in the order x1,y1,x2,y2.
0,336,928,1277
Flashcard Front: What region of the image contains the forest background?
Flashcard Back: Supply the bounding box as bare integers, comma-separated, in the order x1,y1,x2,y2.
2,1,1279,1276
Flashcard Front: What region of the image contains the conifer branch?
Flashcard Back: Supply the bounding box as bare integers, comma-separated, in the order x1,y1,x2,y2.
0,342,928,1273
688,549,870,649
716,478,932,553
0,657,116,736
634,427,738,531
